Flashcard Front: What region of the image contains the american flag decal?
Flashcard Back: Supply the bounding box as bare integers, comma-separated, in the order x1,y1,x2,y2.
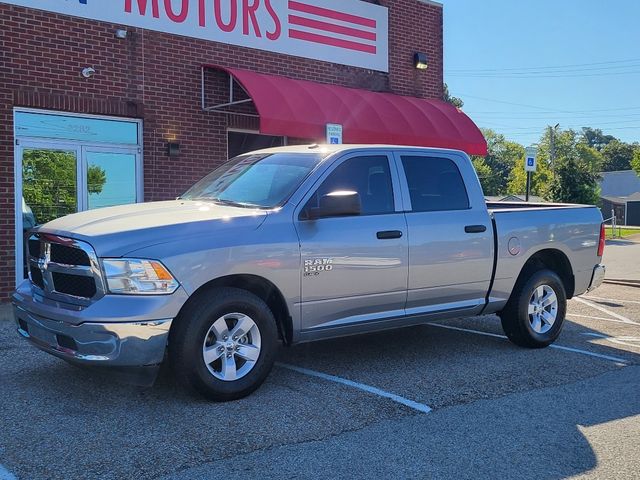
288,0,378,54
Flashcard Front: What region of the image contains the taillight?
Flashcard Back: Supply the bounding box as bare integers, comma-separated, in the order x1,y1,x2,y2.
597,223,605,257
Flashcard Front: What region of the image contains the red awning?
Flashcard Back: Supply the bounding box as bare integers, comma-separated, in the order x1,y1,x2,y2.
205,66,487,156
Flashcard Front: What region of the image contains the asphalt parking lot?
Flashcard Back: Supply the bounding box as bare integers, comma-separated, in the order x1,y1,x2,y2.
0,282,639,480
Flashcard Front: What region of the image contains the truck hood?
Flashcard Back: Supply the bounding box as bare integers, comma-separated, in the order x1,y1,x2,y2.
38,200,268,257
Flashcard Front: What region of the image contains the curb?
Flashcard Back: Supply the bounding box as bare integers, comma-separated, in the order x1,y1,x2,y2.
603,279,640,289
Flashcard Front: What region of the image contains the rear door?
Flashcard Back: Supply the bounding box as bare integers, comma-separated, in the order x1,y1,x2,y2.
295,151,409,331
393,151,494,316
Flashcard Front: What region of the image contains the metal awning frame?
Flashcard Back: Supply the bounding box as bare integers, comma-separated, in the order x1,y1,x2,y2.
201,66,258,118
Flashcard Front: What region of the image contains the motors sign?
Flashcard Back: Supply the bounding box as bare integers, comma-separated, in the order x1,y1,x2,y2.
1,0,389,71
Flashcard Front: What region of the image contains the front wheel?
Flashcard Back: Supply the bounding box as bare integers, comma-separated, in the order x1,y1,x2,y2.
169,287,278,401
499,269,567,348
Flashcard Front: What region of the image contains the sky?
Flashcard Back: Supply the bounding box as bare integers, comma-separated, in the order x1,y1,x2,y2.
442,0,640,147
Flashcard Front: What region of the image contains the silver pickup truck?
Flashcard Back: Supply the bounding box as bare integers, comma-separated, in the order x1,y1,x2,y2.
13,145,606,401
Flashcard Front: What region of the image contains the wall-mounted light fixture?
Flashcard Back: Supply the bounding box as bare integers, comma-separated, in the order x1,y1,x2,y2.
167,142,181,157
414,52,428,70
115,29,128,39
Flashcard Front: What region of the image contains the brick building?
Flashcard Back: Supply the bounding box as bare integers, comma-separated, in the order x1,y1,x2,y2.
0,0,485,301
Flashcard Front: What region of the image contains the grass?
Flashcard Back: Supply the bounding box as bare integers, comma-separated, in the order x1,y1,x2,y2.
605,226,640,239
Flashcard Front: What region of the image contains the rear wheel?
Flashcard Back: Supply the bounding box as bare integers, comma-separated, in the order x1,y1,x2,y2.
499,268,567,348
169,287,278,401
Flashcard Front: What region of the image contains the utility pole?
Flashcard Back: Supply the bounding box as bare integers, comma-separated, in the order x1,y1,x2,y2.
549,123,560,182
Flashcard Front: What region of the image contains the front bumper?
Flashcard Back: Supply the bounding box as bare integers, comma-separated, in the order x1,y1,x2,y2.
11,280,188,368
14,304,172,367
587,264,606,292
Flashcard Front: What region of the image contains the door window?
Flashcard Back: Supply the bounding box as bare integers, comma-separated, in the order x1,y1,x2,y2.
86,151,138,209
22,148,79,226
401,156,470,212
307,155,395,216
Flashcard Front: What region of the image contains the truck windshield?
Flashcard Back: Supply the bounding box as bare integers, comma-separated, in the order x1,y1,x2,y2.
181,152,325,208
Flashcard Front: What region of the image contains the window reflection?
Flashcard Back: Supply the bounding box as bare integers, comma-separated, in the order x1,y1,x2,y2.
87,152,137,209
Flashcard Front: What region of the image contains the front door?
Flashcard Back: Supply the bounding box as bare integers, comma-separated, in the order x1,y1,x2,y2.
295,152,409,331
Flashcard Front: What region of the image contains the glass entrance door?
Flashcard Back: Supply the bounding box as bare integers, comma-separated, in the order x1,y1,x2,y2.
16,143,141,283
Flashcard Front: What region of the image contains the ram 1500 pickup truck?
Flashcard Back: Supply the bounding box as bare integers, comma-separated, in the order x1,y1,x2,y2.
13,145,606,401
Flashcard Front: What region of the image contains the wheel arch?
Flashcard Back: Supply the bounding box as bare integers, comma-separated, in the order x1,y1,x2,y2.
175,274,293,345
514,248,575,299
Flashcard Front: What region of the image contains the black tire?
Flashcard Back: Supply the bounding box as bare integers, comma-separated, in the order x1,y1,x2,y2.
499,268,567,348
169,287,278,401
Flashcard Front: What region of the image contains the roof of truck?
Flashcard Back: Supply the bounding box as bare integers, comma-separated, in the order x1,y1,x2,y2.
250,144,469,156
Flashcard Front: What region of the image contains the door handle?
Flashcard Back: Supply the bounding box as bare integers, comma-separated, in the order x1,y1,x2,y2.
465,225,487,234
377,230,403,240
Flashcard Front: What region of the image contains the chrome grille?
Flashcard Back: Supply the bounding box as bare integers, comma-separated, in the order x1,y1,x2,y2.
28,234,105,304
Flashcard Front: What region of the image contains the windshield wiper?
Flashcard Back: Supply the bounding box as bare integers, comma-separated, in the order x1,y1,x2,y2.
210,198,262,209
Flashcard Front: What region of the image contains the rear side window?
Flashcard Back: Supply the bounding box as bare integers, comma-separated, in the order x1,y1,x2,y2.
401,156,470,212
309,155,395,215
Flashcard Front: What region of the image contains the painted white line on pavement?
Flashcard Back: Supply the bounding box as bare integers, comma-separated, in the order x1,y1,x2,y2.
0,464,17,480
549,344,628,365
276,362,432,414
426,323,629,365
573,297,638,325
584,295,640,305
582,332,640,349
426,323,507,340
566,313,640,326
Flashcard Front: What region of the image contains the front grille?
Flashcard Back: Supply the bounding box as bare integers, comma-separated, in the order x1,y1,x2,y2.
29,266,44,289
52,272,97,298
28,238,41,257
28,234,103,302
50,243,91,266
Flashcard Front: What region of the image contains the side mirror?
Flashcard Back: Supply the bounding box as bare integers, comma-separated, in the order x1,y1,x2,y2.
306,191,361,220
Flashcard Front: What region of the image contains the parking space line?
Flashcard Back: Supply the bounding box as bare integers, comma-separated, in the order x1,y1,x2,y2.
573,297,638,325
276,362,432,414
0,464,16,480
583,295,640,305
426,323,629,365
567,313,640,326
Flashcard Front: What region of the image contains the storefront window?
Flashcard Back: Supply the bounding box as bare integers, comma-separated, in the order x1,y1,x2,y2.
15,111,139,145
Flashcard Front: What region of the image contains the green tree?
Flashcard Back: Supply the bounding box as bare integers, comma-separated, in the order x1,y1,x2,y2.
443,83,464,108
22,149,106,225
632,148,640,177
506,128,603,204
580,127,615,151
507,148,552,198
477,129,525,196
546,129,602,204
601,139,635,172
471,156,499,195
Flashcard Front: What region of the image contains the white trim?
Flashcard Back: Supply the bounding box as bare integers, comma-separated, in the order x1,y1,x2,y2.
276,363,432,413
227,128,261,135
417,0,444,8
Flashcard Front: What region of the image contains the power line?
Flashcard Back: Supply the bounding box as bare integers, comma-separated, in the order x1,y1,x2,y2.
448,70,640,79
447,57,640,73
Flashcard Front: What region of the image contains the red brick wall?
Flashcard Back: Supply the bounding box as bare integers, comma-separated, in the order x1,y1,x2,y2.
0,0,443,300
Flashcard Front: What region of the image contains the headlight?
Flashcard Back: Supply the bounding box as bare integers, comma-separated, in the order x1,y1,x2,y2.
101,259,179,295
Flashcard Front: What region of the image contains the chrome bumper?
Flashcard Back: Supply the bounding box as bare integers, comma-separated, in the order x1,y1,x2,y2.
13,304,172,367
587,264,606,292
